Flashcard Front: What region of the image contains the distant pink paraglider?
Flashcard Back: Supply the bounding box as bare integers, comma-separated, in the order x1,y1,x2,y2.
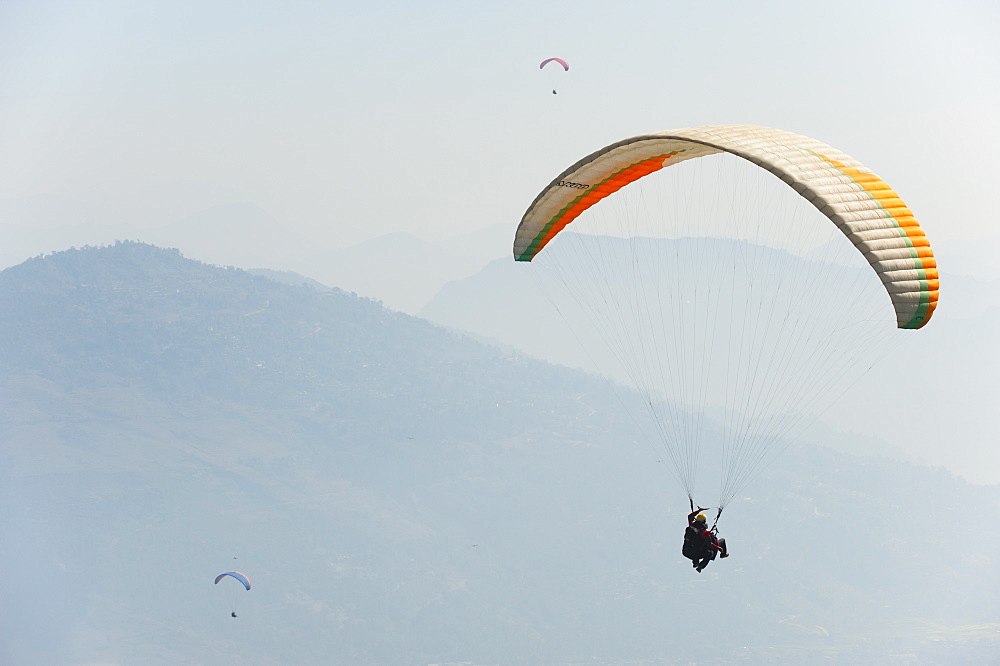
539,58,569,94
539,57,569,71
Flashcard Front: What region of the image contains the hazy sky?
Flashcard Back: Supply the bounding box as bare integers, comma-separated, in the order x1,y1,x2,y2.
5,8,1000,660
2,0,999,254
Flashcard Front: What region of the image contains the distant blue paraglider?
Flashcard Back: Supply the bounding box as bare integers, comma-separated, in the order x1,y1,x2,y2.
214,571,252,591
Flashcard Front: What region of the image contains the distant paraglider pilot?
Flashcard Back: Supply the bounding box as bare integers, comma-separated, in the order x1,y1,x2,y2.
215,571,251,618
683,508,729,572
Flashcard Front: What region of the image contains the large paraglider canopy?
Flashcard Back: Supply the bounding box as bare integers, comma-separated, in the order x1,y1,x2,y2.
513,124,937,515
515,125,937,329
214,571,252,590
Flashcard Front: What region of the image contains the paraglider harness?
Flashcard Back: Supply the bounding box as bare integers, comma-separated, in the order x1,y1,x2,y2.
683,498,723,561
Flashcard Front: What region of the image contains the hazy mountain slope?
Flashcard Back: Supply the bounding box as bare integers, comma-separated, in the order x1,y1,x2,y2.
2,243,998,665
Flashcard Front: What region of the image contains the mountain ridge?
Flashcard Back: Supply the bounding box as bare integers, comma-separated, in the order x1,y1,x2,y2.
2,242,997,665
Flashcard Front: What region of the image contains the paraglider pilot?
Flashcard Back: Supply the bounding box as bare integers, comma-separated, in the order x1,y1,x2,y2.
683,508,729,572
231,611,237,618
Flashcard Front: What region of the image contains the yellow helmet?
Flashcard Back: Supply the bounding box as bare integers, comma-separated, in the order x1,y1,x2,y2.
695,513,707,523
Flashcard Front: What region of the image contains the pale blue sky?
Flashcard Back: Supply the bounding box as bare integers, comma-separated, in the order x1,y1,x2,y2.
2,0,998,252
